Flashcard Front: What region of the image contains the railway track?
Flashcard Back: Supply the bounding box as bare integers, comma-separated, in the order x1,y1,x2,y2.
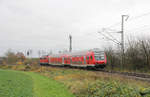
41,64,150,82
94,69,150,82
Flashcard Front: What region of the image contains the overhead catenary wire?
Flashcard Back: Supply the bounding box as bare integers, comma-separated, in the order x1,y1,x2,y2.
98,31,121,45
107,11,150,29
101,28,121,43
107,22,121,28
128,11,150,21
126,25,150,32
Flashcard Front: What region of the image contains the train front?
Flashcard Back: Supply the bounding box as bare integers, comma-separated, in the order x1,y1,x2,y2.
93,51,107,68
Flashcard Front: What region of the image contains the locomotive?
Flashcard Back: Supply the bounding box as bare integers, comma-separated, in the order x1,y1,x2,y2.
40,48,107,68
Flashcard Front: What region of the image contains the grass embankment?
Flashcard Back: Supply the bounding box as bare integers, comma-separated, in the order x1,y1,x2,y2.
1,65,150,97
0,69,74,97
40,67,150,97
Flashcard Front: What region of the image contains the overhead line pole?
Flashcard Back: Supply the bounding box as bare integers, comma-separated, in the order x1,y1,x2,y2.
121,15,124,70
121,15,129,70
69,34,72,52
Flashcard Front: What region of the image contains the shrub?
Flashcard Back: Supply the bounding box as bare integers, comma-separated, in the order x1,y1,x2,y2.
82,81,150,97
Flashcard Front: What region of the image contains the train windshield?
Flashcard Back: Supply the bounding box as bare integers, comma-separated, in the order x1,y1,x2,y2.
95,55,105,60
94,51,105,61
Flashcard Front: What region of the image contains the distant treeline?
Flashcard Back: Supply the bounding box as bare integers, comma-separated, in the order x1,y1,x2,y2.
0,50,39,66
105,37,150,72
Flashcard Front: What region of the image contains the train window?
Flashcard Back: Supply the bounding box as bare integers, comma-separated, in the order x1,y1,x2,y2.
87,56,89,60
83,56,86,64
95,55,105,60
70,58,72,63
91,56,93,60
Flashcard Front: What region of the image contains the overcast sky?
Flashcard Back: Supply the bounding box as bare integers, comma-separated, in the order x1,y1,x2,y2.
0,0,150,57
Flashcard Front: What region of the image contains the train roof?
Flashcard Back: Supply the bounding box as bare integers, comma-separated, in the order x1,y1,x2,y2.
69,48,104,56
49,48,104,57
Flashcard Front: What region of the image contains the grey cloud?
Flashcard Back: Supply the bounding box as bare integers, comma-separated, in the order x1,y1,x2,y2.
0,0,150,57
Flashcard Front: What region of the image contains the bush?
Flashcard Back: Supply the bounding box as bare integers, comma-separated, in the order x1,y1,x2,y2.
24,65,31,71
82,81,150,97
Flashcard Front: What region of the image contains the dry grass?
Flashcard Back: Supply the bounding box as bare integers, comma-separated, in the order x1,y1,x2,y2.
35,66,150,96
1,65,150,97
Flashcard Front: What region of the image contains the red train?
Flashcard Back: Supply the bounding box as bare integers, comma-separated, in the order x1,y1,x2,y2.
40,49,107,68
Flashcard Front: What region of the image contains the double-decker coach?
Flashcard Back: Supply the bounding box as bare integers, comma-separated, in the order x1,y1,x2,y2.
40,48,107,68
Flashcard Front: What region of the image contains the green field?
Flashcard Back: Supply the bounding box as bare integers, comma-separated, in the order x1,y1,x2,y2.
0,69,74,97
1,65,150,97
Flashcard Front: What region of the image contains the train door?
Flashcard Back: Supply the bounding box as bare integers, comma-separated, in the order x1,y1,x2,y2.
62,57,64,64
86,55,90,64
84,56,86,64
49,57,51,64
89,55,93,64
70,57,72,65
67,57,70,64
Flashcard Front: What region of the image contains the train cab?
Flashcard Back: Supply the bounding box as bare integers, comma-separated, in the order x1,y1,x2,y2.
93,50,107,68
40,55,49,65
